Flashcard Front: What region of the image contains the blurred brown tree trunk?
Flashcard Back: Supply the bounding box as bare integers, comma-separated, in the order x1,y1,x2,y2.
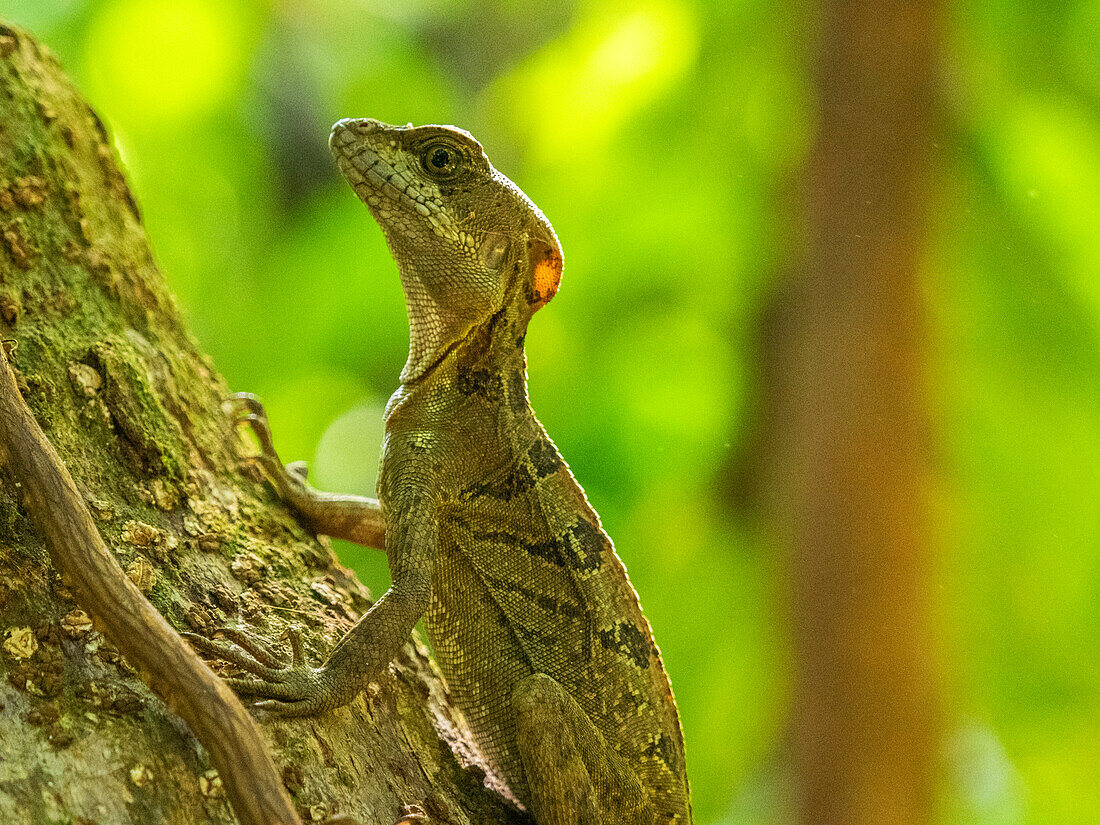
770,1,941,823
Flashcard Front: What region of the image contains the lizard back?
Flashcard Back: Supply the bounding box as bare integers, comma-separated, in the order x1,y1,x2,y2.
428,415,691,822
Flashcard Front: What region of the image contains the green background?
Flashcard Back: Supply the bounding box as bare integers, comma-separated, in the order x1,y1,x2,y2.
2,1,1098,822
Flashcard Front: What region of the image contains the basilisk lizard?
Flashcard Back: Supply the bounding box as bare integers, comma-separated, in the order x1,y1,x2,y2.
187,119,692,824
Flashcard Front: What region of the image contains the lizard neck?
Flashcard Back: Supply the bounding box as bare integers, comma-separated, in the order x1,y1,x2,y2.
396,256,518,384
397,269,470,384
452,301,530,391
390,283,533,424
397,253,535,386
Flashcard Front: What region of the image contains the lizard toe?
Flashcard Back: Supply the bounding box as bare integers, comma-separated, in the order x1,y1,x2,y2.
225,674,310,700
182,631,284,678
252,696,325,717
227,392,266,418
286,460,310,482
212,625,288,668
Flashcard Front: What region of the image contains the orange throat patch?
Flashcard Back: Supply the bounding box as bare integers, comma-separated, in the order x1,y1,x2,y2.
531,243,563,311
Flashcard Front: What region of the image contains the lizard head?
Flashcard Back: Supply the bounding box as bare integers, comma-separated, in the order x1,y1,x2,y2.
329,118,563,380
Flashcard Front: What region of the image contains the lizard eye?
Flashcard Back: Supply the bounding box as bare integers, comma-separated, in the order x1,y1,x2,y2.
421,141,462,179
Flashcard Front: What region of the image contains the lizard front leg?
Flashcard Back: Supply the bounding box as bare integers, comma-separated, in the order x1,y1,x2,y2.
229,393,385,550
185,480,437,716
513,673,654,825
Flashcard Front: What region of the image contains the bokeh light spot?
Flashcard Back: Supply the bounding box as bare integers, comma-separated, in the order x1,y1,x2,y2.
485,1,699,162
82,0,253,125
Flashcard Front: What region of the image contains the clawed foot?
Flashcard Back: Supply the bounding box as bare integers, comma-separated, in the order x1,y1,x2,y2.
225,393,311,500
182,624,334,717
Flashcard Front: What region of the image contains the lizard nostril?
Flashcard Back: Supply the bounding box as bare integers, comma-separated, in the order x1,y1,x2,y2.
332,118,384,137
354,118,384,134
330,118,389,154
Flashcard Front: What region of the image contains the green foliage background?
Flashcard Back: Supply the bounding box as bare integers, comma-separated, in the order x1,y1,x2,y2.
3,1,1098,823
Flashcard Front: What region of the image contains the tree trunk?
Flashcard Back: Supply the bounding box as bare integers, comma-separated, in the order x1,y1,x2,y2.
0,21,523,825
773,1,941,823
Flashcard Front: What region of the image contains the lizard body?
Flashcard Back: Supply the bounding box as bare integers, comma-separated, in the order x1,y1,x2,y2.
191,119,692,824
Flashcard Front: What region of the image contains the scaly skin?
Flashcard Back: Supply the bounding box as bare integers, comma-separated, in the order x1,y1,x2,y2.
188,119,692,824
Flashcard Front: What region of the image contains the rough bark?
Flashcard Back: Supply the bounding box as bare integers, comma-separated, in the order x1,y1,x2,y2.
772,0,941,823
0,346,304,825
0,21,524,825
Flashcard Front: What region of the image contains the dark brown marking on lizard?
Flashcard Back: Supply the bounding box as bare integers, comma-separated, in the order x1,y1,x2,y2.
475,566,587,621
598,620,654,669
456,366,502,401
644,732,680,770
506,370,527,412
524,536,571,569
527,434,563,478
560,517,605,572
466,516,603,573
522,518,605,573
459,462,535,501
